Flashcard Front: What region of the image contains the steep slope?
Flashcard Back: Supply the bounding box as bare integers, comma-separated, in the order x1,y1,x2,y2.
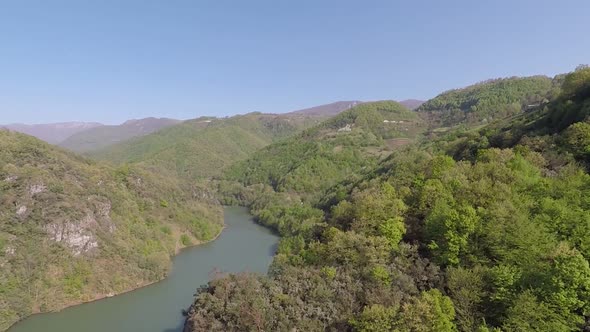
418,76,558,128
185,69,590,332
286,101,363,117
89,113,322,180
1,122,103,144
59,117,182,153
0,130,222,331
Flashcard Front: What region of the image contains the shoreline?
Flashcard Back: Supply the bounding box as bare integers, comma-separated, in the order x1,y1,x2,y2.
6,222,227,331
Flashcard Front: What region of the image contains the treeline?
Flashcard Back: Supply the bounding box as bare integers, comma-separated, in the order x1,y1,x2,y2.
184,67,590,331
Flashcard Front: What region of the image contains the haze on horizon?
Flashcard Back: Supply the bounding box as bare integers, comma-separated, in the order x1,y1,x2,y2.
1,0,589,124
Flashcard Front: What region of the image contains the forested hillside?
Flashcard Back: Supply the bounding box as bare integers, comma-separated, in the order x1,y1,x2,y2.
90,113,322,180
224,101,426,203
418,76,559,128
184,68,590,331
0,131,222,331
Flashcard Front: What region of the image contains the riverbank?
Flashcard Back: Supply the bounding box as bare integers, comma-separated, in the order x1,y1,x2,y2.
8,206,279,332
6,223,226,332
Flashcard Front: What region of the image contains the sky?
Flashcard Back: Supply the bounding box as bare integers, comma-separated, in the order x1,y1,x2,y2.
0,0,589,124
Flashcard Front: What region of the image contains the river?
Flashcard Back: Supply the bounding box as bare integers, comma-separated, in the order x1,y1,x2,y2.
8,206,279,332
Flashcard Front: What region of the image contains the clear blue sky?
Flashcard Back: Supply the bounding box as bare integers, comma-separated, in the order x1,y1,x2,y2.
1,0,589,124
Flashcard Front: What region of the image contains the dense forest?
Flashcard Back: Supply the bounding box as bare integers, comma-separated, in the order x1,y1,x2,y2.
418,76,560,128
222,101,425,206
0,132,222,331
184,67,590,331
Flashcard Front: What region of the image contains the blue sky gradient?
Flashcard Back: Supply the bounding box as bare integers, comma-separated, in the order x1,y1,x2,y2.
1,0,589,124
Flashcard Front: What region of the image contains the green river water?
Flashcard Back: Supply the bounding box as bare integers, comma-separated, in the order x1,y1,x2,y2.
8,206,279,332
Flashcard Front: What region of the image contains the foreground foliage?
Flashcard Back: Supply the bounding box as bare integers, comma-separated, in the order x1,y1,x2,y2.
185,69,590,331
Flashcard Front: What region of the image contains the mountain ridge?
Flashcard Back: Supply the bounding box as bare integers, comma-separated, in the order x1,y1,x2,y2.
59,117,182,153
1,122,103,144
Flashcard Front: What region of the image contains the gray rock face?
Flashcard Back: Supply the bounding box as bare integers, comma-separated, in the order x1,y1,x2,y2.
43,197,115,256
29,183,47,195
44,214,99,256
16,205,27,218
4,175,18,182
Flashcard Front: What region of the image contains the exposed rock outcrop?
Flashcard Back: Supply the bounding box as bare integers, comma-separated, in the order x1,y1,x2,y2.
16,205,27,218
44,214,100,256
29,183,47,195
4,175,18,182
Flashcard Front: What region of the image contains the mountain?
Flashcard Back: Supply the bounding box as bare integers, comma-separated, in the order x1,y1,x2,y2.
59,117,182,153
1,122,103,144
185,69,590,331
0,130,222,331
89,113,323,180
286,101,363,117
399,98,425,110
417,76,559,128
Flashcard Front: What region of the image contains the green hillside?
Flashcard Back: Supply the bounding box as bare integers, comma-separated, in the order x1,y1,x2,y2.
0,131,222,331
429,66,590,167
418,76,558,128
89,113,322,180
223,101,426,205
59,117,182,153
185,69,590,331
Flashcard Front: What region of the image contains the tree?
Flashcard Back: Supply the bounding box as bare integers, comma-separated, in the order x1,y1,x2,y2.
541,243,590,324
350,304,399,332
502,291,571,332
564,121,590,162
425,202,479,266
447,267,485,331
561,66,590,100
398,289,457,332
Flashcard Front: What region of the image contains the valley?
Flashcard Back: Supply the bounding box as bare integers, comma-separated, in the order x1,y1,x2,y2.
2,3,588,331
1,69,589,332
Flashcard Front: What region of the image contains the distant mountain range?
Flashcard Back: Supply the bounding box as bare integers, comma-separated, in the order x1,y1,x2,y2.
2,100,424,153
0,122,103,144
1,117,182,153
59,117,182,153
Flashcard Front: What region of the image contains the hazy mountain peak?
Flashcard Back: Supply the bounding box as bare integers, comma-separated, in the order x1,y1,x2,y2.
59,117,183,153
286,101,363,117
0,122,104,144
